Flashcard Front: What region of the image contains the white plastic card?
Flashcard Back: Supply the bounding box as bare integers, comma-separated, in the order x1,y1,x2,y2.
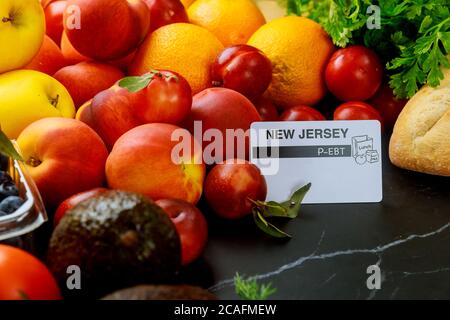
250,121,383,204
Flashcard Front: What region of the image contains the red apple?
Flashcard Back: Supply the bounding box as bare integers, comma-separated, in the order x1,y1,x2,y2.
80,70,192,150
25,35,67,76
44,0,66,44
204,159,267,219
53,61,124,109
17,118,109,209
106,123,205,204
143,0,188,32
64,0,150,60
156,198,208,265
54,188,108,226
184,88,261,162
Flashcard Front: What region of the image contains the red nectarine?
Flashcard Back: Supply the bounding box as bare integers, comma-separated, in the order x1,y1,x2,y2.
17,118,109,209
25,35,67,76
205,160,267,219
106,123,205,204
53,61,124,108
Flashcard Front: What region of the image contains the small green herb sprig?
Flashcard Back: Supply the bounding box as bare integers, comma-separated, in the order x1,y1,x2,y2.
234,273,277,300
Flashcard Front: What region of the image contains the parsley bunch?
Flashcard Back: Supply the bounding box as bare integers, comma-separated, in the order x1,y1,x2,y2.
285,0,450,98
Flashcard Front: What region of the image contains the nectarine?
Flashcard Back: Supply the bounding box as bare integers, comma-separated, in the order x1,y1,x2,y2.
205,160,267,219
184,88,261,163
25,35,67,76
64,0,150,60
106,123,205,204
53,61,124,108
17,118,108,209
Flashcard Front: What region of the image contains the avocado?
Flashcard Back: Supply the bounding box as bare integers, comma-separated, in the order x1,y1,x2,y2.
102,285,217,300
47,191,181,298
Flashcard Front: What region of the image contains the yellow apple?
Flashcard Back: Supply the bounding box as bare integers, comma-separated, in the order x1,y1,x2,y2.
0,0,45,73
0,70,75,139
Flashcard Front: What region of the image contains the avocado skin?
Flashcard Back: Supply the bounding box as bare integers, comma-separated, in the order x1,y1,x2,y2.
102,285,217,300
47,191,181,298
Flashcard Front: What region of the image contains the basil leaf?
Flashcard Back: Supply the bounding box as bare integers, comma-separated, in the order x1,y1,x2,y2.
0,130,22,161
253,209,291,238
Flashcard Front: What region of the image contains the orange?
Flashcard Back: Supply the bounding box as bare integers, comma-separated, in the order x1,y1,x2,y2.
181,0,195,8
188,0,266,47
248,16,335,108
128,23,224,94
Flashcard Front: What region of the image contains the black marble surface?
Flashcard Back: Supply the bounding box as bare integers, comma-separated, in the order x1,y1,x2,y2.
196,138,450,300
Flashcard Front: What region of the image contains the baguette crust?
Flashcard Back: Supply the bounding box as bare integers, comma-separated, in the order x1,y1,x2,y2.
389,67,450,176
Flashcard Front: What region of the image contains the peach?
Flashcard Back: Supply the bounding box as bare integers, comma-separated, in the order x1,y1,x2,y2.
17,118,108,209
25,35,67,76
106,123,205,204
64,0,150,60
53,61,124,109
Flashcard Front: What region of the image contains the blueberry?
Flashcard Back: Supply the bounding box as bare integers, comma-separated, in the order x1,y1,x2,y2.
0,196,24,214
0,171,13,184
0,181,19,201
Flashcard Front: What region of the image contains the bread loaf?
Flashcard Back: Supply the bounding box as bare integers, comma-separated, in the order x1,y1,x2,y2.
389,66,450,176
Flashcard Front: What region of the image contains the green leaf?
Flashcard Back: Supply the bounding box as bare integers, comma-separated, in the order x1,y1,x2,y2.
0,130,22,161
253,209,292,238
118,75,152,93
234,273,277,300
419,16,433,33
281,183,312,218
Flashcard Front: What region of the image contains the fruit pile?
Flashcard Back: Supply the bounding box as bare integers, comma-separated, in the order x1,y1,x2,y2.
0,0,414,300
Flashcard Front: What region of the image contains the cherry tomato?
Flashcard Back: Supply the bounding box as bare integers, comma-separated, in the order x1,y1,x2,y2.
0,245,61,300
211,45,272,101
54,188,108,227
280,105,326,121
253,97,279,121
156,199,208,266
369,83,407,129
326,45,383,101
143,0,188,32
44,0,67,44
334,101,383,128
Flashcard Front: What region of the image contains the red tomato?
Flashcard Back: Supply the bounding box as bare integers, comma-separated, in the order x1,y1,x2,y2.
0,245,61,300
334,101,383,128
54,188,108,227
326,45,383,101
156,199,208,266
143,0,189,32
211,45,272,101
280,105,326,121
370,83,407,129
